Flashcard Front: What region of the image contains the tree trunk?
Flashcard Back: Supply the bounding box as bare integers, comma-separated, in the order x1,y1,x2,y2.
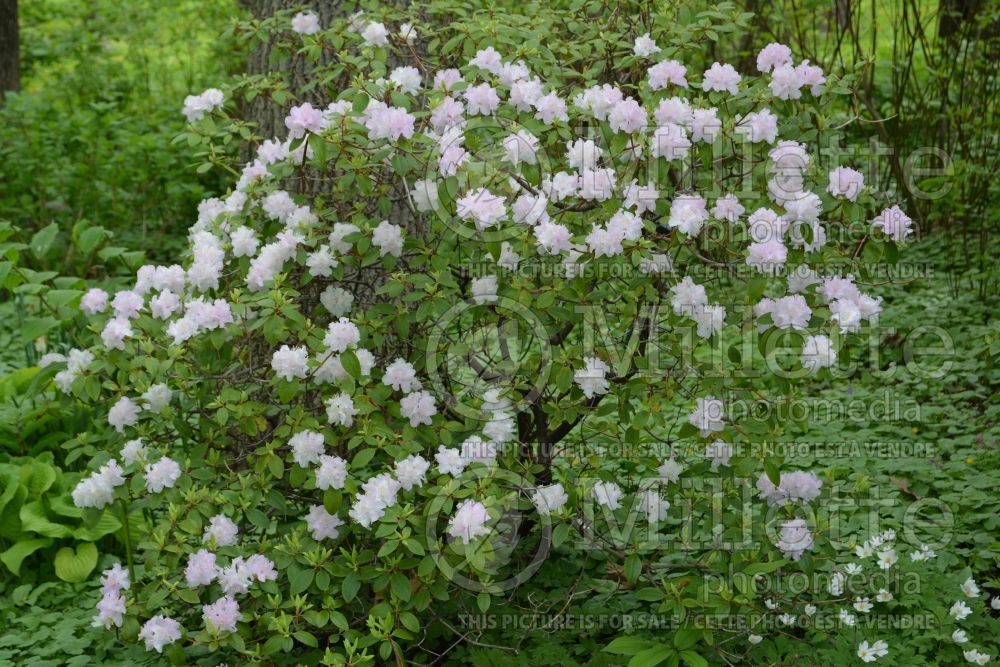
834,0,852,30
238,0,417,313
240,0,357,139
938,0,984,39
0,0,19,101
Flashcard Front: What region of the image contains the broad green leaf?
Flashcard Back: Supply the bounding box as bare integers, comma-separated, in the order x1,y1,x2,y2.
629,645,674,667
341,350,361,379
20,317,60,344
73,511,122,541
604,636,653,656
635,587,665,601
391,572,411,601
624,553,642,583
54,542,98,583
20,501,73,538
19,460,56,496
764,459,782,487
673,629,700,650
0,538,53,575
77,226,110,256
0,261,12,289
342,573,360,602
30,223,60,260
0,485,26,538
45,289,83,310
288,565,314,595
680,651,709,667
743,559,789,576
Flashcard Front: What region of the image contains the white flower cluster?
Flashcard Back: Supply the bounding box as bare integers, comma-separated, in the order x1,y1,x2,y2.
93,563,130,629
181,528,277,639
52,348,94,392
348,472,403,528
72,459,125,509
670,277,726,339
182,88,224,123
755,42,826,100
574,357,610,398
448,499,492,543
750,528,989,663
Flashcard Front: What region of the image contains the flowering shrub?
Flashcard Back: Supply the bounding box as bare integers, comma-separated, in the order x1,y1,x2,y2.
51,2,998,664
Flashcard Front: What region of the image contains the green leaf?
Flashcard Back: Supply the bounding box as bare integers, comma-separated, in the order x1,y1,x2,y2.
342,573,360,602
0,261,12,289
624,553,642,583
680,651,708,667
764,459,781,487
30,223,60,260
0,467,22,515
247,508,270,530
341,350,361,379
288,565,314,596
166,644,187,665
747,276,767,301
19,460,56,496
391,573,411,601
20,501,73,538
54,542,98,583
268,454,284,479
73,511,122,541
293,631,319,648
394,314,409,339
76,226,110,256
552,522,570,547
629,645,674,667
635,587,665,602
177,588,200,604
673,629,700,650
0,485,26,538
20,317,60,344
322,489,342,515
1,538,53,575
604,636,653,656
262,634,289,655
46,289,83,310
743,559,789,576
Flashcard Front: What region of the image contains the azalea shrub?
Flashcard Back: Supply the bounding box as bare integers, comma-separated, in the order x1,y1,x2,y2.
48,1,999,665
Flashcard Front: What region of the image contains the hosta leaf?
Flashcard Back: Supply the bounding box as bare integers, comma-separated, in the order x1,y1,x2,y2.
54,542,98,583
1,538,53,575
73,511,121,541
20,501,73,538
0,485,27,538
19,460,57,496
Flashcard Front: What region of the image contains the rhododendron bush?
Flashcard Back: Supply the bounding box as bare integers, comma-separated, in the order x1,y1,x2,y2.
49,2,999,665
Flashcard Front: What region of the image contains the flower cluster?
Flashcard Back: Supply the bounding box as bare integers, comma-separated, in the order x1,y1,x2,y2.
182,88,224,123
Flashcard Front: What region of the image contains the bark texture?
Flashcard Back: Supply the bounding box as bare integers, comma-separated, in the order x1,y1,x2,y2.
938,0,985,39
240,0,356,138
0,0,19,101
238,0,418,311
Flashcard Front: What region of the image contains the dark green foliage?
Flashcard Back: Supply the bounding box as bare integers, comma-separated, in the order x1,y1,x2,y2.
0,0,242,259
